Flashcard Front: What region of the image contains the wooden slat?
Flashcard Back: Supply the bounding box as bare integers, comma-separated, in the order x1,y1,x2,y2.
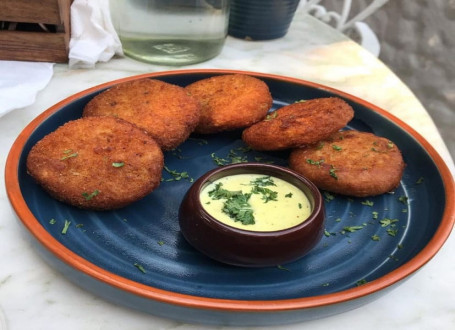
0,30,68,62
0,0,62,25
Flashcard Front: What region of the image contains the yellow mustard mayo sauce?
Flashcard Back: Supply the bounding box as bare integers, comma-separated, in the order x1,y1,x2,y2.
200,174,312,232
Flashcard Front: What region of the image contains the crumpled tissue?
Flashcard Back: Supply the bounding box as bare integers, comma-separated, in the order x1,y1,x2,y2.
0,0,123,116
69,0,123,69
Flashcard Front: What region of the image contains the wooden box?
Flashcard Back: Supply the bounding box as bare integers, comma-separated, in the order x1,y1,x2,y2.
0,0,72,62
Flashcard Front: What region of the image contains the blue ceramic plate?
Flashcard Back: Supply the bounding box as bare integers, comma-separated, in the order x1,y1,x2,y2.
6,70,454,326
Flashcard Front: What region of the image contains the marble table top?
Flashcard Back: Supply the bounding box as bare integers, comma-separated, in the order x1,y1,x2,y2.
0,11,454,330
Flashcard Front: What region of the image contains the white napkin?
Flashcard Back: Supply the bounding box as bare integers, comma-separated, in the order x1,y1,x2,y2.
0,1,122,116
0,61,54,118
69,0,123,69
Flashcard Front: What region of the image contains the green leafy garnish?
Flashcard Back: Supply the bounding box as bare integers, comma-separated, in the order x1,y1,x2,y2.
134,263,146,273
398,196,408,204
361,200,374,207
61,152,78,160
208,183,255,225
265,111,278,120
323,191,335,202
416,177,424,184
82,190,99,201
285,192,293,198
372,211,379,219
332,144,342,151
163,166,193,182
249,176,276,187
342,225,364,233
356,279,368,286
387,228,398,236
306,158,324,166
61,220,71,234
189,137,208,145
222,193,255,225
329,166,338,180
251,186,278,203
371,235,380,241
112,162,125,168
379,218,399,227
49,218,56,225
277,265,290,271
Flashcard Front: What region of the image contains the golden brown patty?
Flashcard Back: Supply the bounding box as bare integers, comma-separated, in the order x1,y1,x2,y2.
185,74,273,134
83,79,200,150
26,116,164,210
242,97,354,151
288,130,405,197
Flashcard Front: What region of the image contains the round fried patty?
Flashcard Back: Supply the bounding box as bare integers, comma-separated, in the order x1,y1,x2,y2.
185,74,273,134
26,116,164,210
289,130,405,197
242,97,354,151
83,79,200,150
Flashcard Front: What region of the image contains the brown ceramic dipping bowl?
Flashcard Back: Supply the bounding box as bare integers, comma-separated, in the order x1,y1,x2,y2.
179,163,325,267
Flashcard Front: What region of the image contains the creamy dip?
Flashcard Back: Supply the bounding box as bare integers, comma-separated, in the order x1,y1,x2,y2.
200,174,312,232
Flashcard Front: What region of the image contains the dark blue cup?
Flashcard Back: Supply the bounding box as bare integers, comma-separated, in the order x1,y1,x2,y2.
228,0,301,40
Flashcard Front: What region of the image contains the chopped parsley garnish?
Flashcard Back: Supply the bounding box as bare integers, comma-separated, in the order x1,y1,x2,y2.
416,177,424,184
61,152,78,160
316,142,325,150
298,203,302,209
265,111,278,120
387,141,394,149
82,190,99,201
61,220,71,234
372,211,379,219
285,192,293,198
157,241,165,246
379,218,399,227
356,279,368,286
251,186,278,203
134,263,146,273
398,196,408,204
329,166,338,180
277,265,290,271
163,166,193,182
189,137,208,145
249,176,278,203
306,158,324,166
112,162,125,168
250,176,276,187
361,200,374,207
49,218,56,225
371,235,380,241
332,144,342,151
208,183,255,225
342,225,364,233
211,147,251,166
386,228,398,236
323,191,335,202
222,193,255,225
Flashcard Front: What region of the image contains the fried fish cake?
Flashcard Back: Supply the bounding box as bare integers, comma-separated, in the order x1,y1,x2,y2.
185,74,273,134
242,97,354,151
83,79,200,150
26,116,164,210
288,130,405,197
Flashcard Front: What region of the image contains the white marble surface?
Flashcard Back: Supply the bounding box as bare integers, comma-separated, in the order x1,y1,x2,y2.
1,11,454,330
